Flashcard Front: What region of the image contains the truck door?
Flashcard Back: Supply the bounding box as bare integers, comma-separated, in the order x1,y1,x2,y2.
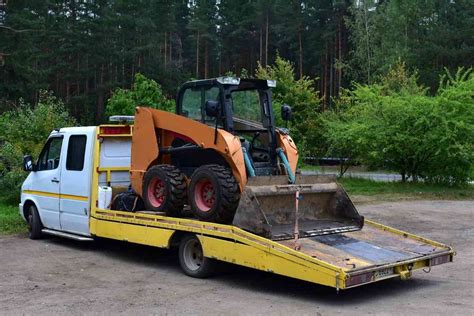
29,136,64,230
59,133,92,236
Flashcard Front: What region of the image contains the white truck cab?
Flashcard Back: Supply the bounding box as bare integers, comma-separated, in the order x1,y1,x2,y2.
20,126,116,237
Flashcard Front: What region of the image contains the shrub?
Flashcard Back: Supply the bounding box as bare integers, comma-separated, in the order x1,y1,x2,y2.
255,56,322,156
323,64,473,184
106,73,174,117
0,91,76,202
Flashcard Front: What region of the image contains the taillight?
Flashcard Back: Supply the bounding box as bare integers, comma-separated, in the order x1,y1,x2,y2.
100,126,131,135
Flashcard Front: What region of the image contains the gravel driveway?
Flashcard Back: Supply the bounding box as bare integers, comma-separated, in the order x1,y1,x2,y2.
1,200,473,315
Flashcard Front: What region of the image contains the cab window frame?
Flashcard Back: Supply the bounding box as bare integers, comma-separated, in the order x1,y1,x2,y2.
66,134,87,171
36,135,64,171
179,84,224,127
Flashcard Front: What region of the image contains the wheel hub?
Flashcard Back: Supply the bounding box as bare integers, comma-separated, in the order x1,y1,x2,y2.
183,239,203,271
194,179,215,211
148,178,166,207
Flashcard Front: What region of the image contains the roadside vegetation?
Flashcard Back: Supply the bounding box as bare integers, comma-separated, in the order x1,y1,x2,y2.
320,65,473,184
339,178,474,202
0,92,76,203
0,199,26,235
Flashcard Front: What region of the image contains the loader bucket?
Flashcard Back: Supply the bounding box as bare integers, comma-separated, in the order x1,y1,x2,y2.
232,175,364,241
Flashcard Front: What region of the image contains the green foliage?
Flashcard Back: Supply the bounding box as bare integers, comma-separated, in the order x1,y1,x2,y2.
0,91,76,202
0,200,26,235
256,56,322,155
322,65,474,184
339,177,474,200
106,74,175,117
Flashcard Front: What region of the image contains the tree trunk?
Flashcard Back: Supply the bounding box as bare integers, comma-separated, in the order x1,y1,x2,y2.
204,39,208,79
195,31,200,78
337,18,342,98
96,64,105,124
259,27,263,64
265,12,269,67
363,3,371,84
169,32,172,64
298,30,303,79
164,31,167,68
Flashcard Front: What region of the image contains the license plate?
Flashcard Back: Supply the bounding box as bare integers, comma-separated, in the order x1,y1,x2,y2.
431,254,451,266
373,267,394,280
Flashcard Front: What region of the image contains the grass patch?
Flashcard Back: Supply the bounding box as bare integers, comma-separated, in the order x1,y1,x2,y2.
339,177,474,200
0,200,27,235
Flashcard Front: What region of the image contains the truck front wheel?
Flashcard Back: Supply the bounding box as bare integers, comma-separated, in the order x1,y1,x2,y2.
178,235,215,278
142,165,187,216
27,204,43,240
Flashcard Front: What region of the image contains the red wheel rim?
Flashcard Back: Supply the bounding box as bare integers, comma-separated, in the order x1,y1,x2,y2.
148,178,165,207
194,179,215,212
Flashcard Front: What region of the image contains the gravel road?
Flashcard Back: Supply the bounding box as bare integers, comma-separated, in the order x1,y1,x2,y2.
1,200,473,315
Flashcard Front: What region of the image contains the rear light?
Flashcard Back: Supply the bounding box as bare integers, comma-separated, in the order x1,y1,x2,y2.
100,126,131,135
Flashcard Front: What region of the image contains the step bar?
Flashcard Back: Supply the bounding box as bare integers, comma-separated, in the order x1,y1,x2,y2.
41,229,94,241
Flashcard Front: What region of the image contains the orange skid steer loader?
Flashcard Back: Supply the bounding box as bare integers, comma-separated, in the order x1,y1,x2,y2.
130,77,363,240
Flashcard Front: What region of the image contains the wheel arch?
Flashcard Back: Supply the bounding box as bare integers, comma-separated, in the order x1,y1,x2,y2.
22,199,41,224
168,231,191,249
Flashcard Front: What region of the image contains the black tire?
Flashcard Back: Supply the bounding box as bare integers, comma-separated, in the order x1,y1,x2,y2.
27,204,43,240
188,164,240,223
142,165,187,216
178,235,215,278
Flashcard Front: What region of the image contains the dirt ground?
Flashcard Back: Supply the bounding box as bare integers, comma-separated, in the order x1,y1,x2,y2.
1,200,473,315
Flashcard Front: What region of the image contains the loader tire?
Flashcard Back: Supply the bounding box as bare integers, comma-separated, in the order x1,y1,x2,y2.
27,204,43,240
189,164,240,223
142,165,187,216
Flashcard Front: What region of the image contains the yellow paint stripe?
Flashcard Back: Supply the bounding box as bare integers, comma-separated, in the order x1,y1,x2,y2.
23,190,88,202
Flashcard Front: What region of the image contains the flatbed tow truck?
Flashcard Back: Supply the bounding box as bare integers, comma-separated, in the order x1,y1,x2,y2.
20,123,454,291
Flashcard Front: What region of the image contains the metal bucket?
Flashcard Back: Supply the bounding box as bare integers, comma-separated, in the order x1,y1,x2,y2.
232,175,364,240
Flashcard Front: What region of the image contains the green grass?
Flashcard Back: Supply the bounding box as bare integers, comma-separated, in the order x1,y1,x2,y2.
0,200,27,235
339,177,474,200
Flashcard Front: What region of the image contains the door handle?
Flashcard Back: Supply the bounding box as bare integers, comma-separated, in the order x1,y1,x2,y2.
51,178,60,183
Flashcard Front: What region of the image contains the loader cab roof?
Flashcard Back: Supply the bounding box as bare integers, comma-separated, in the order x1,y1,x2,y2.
178,77,276,91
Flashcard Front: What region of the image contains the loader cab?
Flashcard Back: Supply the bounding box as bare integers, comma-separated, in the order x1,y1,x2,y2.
176,77,279,176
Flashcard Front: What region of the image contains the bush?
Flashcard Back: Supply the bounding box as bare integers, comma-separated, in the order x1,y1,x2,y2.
106,73,174,117
323,64,473,184
0,91,76,202
255,56,322,156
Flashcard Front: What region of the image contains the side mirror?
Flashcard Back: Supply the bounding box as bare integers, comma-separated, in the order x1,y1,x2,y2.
23,155,35,172
281,104,292,121
205,100,219,118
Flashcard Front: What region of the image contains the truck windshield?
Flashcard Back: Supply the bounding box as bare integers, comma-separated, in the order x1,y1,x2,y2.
231,90,262,124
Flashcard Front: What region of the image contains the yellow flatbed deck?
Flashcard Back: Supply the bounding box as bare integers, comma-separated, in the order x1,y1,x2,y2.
90,208,454,290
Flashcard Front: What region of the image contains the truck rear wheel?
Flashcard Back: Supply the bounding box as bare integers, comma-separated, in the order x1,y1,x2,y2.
178,235,215,278
188,164,239,223
142,165,187,216
27,204,43,240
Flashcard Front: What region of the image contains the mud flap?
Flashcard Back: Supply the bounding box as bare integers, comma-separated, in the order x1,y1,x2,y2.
232,175,364,240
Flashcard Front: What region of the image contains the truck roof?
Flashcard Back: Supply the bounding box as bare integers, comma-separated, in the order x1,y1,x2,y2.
49,126,96,136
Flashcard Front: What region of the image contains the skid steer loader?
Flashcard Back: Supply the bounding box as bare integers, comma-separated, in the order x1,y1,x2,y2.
130,77,363,240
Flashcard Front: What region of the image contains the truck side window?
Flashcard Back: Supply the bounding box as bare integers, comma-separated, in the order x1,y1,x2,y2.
66,135,87,171
37,137,63,171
